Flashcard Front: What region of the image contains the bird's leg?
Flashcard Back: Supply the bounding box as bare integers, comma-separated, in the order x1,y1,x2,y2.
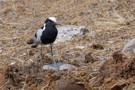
40,44,43,72
50,44,58,71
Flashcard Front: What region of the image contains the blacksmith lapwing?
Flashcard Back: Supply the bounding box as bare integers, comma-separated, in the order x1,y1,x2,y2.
27,17,61,71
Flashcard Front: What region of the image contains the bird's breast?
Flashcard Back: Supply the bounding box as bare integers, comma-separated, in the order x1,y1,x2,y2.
41,28,58,44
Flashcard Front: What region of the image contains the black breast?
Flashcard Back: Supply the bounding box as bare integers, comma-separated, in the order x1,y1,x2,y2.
41,25,58,44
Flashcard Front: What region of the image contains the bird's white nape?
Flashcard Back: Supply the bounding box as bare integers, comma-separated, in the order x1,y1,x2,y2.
48,17,57,22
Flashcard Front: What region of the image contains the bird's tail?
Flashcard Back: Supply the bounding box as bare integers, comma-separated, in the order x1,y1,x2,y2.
27,39,34,44
31,45,38,48
27,39,38,48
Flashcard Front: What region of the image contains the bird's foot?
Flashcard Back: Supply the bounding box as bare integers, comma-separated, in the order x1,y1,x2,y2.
54,62,59,71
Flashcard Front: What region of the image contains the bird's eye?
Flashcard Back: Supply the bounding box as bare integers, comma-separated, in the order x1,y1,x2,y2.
49,20,53,23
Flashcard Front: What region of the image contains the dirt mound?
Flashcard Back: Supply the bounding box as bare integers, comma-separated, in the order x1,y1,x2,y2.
54,79,87,90
92,51,135,89
1,0,135,89
0,63,91,89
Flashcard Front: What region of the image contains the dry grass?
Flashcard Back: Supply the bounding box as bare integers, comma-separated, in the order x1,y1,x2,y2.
0,0,135,89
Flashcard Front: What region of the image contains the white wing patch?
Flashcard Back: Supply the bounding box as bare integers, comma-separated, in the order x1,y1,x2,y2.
43,23,46,30
33,29,43,44
32,23,46,44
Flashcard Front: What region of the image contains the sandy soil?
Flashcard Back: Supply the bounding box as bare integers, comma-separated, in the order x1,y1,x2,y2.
1,0,135,89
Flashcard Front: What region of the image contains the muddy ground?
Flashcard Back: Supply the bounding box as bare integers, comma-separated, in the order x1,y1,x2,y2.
1,0,135,90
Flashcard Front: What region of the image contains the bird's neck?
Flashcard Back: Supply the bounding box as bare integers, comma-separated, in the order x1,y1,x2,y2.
41,23,56,30
42,23,46,30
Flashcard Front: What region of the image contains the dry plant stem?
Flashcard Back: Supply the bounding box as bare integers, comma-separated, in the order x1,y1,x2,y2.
41,80,50,90
1,0,135,89
22,75,28,90
0,80,9,89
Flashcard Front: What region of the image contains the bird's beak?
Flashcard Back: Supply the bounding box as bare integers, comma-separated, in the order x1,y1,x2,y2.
54,22,61,25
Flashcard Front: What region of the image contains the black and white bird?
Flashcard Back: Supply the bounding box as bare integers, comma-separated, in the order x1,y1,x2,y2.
27,17,61,71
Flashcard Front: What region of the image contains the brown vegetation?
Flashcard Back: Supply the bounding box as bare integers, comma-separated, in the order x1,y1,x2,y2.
1,0,135,89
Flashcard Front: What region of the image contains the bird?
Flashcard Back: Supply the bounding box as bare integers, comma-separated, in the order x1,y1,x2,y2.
27,17,61,71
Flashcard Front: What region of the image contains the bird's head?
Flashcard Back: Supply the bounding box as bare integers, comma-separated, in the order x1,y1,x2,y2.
45,17,61,26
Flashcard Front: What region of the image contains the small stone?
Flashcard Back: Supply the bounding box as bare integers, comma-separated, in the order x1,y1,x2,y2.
0,49,2,53
10,61,16,65
75,46,85,49
90,31,95,36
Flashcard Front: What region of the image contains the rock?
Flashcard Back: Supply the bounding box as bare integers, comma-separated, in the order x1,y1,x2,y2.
75,46,85,49
122,38,135,54
42,62,75,71
84,53,95,63
90,31,95,36
10,61,16,65
55,25,88,43
54,79,87,90
0,49,2,53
